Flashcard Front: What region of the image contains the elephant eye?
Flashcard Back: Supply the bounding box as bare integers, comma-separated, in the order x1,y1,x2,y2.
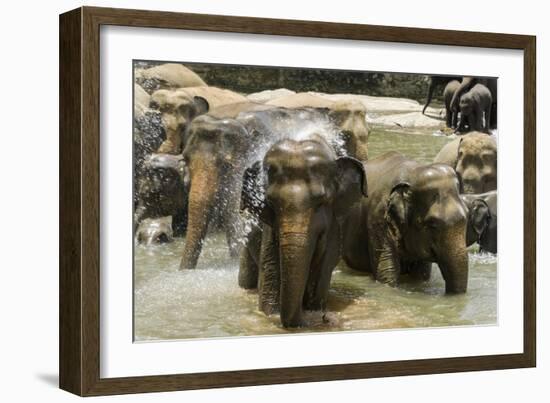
424,217,441,229
266,164,278,178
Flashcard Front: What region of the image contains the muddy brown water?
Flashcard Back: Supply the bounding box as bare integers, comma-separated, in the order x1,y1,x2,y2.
134,127,497,341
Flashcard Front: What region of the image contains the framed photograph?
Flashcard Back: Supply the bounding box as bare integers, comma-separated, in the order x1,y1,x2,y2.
59,6,536,396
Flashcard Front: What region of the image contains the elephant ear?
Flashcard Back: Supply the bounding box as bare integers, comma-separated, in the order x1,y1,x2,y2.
191,96,209,117
470,199,491,240
334,156,368,218
385,182,411,241
240,161,274,225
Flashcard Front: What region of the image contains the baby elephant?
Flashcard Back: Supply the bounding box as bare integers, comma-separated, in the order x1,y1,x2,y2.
342,152,469,294
461,191,497,254
457,83,493,133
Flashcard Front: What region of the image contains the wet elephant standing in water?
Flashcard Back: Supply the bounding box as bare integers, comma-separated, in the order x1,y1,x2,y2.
462,191,497,254
457,84,493,133
178,115,253,270
434,131,497,194
342,152,469,294
134,153,188,239
239,136,367,328
149,86,248,154
267,92,370,161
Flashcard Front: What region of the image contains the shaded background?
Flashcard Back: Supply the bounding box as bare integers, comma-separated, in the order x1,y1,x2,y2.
136,60,435,101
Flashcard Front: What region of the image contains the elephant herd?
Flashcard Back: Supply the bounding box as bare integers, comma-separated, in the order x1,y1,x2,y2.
133,63,498,329
423,75,497,133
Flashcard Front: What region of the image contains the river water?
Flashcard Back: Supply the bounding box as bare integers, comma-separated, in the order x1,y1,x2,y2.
134,128,497,341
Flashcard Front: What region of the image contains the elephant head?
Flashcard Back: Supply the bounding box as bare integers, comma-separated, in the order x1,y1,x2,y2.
179,115,251,270
327,101,370,160
134,153,187,234
458,92,475,116
385,164,469,293
455,132,497,194
149,89,210,154
242,137,367,327
136,216,174,246
462,191,497,253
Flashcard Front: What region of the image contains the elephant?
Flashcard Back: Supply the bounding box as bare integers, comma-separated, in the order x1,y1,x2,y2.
179,106,348,271
239,135,368,327
267,92,370,160
422,75,461,115
134,63,207,93
450,77,498,129
456,84,492,133
134,153,188,237
149,86,248,154
443,80,461,128
342,152,469,294
135,216,174,246
434,131,497,194
461,191,497,254
178,114,253,270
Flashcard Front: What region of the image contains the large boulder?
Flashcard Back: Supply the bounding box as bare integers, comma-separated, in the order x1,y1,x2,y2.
246,88,296,103
135,63,207,93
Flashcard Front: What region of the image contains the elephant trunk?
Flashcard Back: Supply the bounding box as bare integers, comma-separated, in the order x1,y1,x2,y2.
179,160,219,270
435,225,469,294
278,214,315,328
422,80,435,115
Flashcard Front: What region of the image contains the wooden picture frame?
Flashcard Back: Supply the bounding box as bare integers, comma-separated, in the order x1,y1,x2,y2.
59,6,536,396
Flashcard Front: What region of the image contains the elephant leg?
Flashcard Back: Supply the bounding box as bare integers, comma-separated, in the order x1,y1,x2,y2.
455,114,467,133
304,263,332,312
375,241,400,286
467,113,476,132
485,104,492,132
304,227,341,312
238,225,262,289
408,261,432,282
474,106,484,132
258,225,280,315
172,208,187,237
451,111,458,129
422,80,435,115
446,108,452,128
238,246,259,289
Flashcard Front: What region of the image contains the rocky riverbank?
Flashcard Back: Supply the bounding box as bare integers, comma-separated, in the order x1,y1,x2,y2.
247,88,448,131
